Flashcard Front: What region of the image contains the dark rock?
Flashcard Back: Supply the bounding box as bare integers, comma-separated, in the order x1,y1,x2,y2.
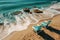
0,23,4,25
29,12,32,14
23,8,30,13
33,9,43,13
55,9,60,11
12,11,23,15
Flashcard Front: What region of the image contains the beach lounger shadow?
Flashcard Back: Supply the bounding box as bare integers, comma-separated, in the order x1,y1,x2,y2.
37,30,55,40
46,26,60,35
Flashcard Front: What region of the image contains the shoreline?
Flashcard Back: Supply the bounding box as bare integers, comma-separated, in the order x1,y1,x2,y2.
3,14,60,40
0,2,60,40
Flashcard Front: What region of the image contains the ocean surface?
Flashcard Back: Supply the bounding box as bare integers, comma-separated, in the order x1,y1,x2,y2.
0,0,60,13
0,0,60,23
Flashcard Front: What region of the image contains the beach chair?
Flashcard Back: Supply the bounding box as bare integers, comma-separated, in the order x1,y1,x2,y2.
32,20,51,32
41,20,51,28
32,25,42,32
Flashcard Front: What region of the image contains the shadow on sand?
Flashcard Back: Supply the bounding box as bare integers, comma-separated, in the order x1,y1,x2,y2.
37,30,55,40
46,26,60,35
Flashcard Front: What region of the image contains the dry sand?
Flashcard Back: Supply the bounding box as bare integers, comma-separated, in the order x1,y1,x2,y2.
3,14,60,40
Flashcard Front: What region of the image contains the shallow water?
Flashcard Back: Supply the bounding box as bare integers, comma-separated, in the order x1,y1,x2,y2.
0,0,59,24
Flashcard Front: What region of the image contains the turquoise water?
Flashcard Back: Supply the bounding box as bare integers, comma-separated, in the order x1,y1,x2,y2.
0,0,59,13
0,0,60,23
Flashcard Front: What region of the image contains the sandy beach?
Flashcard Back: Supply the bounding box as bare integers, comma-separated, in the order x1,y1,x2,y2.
0,2,59,40
2,14,60,40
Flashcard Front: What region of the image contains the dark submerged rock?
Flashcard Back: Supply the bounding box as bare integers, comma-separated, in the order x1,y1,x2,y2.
0,23,4,25
29,12,32,14
23,8,30,13
55,9,60,11
33,9,43,13
12,11,23,15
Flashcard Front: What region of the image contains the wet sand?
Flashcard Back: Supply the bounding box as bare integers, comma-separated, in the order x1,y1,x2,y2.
3,14,60,40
